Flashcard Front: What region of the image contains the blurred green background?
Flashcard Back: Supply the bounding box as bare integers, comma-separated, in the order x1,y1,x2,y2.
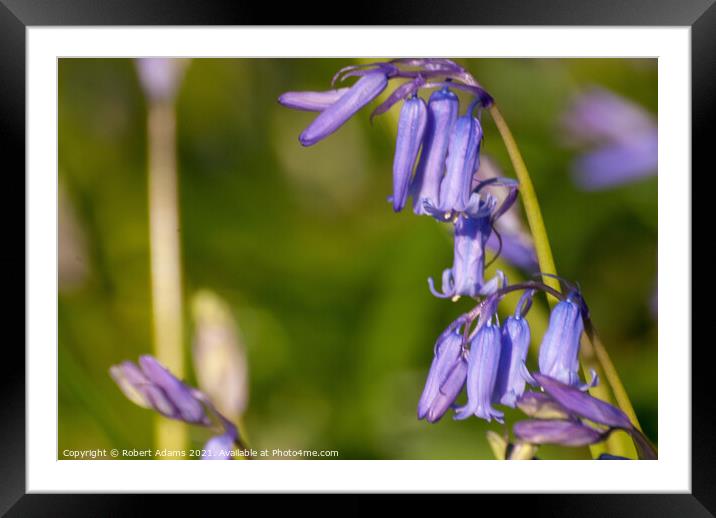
58,58,657,460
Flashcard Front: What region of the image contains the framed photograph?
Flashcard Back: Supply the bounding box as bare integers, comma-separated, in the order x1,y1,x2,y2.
5,0,709,512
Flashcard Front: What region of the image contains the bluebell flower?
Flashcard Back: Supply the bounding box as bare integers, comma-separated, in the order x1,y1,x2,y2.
493,314,531,407
537,294,585,386
110,355,242,460
298,71,389,146
428,197,497,299
418,326,468,423
279,59,494,217
438,112,482,213
391,96,428,212
110,355,210,425
278,88,349,112
455,319,504,423
410,88,459,215
561,87,657,191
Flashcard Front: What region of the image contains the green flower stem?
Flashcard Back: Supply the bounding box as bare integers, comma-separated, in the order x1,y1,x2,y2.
585,323,643,432
487,106,561,299
488,104,640,458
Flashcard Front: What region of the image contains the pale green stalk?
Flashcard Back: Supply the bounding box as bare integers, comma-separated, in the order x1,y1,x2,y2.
148,99,187,453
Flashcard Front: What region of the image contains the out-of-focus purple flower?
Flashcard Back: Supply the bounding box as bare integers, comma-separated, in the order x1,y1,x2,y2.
537,294,585,387
298,71,389,146
493,315,531,407
392,96,428,212
202,415,240,460
573,131,657,190
485,231,537,272
418,325,468,423
514,419,607,447
533,373,633,429
562,87,655,144
110,355,209,425
278,88,349,112
110,354,242,460
428,198,495,300
455,320,504,423
562,87,657,191
203,432,235,460
135,58,188,102
410,88,459,215
474,157,538,271
438,113,482,213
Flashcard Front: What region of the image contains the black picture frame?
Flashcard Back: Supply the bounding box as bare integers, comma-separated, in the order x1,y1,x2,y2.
4,0,708,513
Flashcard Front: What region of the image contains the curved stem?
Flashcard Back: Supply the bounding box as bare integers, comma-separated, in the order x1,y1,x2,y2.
488,106,561,299
584,320,643,431
488,104,641,458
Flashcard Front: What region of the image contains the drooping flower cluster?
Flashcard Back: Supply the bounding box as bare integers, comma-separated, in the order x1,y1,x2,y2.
110,355,240,460
417,285,596,425
280,59,520,299
280,59,650,458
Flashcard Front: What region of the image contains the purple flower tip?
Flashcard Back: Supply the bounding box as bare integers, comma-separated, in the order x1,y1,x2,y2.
203,432,236,460
110,355,210,426
299,71,388,147
278,88,349,112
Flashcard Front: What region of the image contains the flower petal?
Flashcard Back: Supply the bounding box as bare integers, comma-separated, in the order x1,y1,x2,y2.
392,96,427,212
514,419,607,447
139,355,209,425
411,88,459,215
533,372,633,429
299,71,388,146
278,88,349,112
